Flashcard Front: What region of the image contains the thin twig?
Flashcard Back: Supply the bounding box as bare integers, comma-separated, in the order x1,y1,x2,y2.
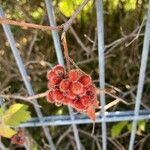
0,92,47,107
0,18,63,31
61,32,71,71
26,15,46,60
0,91,48,101
125,18,146,47
58,12,90,53
63,0,90,32
56,127,72,147
0,0,90,34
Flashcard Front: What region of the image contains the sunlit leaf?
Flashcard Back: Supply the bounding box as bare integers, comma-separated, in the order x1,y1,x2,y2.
4,103,31,127
138,120,146,132
0,124,16,138
111,121,128,138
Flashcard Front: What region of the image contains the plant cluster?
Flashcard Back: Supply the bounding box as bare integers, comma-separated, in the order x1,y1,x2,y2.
47,65,99,121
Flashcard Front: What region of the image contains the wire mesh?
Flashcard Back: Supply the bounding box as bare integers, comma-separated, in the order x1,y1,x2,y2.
45,1,81,149
0,0,150,149
0,6,56,150
96,0,107,150
129,0,150,149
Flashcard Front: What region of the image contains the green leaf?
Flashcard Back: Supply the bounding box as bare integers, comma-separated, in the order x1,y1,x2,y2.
3,103,31,127
0,124,16,138
127,123,132,132
111,121,128,138
138,120,146,132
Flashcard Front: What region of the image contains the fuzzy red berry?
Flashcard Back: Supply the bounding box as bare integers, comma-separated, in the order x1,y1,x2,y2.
47,91,55,103
71,82,84,95
51,90,64,102
47,70,56,80
53,65,65,76
62,96,73,105
11,129,25,145
80,95,91,107
79,75,91,87
49,76,62,86
73,101,86,111
68,69,79,81
66,89,76,99
59,79,71,92
80,87,86,96
86,85,96,99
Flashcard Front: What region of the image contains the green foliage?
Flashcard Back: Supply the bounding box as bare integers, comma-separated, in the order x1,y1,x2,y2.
111,121,128,138
0,124,16,138
0,103,31,138
138,120,146,132
58,0,93,21
111,120,146,138
4,103,31,127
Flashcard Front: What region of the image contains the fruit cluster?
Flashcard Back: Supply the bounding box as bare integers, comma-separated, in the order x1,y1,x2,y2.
46,65,99,121
11,129,25,145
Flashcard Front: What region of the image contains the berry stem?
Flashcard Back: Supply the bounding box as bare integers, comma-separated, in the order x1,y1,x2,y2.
61,32,71,71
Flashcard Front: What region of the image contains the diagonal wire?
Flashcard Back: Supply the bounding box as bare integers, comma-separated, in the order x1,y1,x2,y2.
96,0,107,150
128,1,150,150
45,0,81,149
0,7,56,150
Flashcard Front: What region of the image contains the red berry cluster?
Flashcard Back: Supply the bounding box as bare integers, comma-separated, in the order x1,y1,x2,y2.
11,129,25,145
47,65,99,121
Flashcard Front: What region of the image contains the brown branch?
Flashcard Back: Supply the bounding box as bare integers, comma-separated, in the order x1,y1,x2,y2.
0,18,63,31
0,0,90,33
61,32,71,71
0,91,48,101
63,0,90,32
0,91,48,107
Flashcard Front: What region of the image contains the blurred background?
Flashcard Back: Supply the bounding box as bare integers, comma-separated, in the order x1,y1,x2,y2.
0,0,150,149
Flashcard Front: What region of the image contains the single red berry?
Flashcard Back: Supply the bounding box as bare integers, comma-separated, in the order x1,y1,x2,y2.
68,69,79,81
73,101,86,111
47,70,56,80
51,90,64,102
62,96,73,105
86,85,96,99
66,89,76,99
71,82,84,95
80,87,86,96
79,75,91,87
47,91,55,103
49,76,62,86
11,129,25,145
80,95,91,107
59,79,71,92
53,65,65,76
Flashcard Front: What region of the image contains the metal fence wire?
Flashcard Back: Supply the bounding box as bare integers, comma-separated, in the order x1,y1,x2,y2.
0,0,150,150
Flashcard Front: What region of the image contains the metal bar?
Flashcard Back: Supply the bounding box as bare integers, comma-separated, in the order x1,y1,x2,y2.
20,110,150,127
96,0,107,150
128,1,150,150
45,1,81,149
0,7,56,150
45,0,64,66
